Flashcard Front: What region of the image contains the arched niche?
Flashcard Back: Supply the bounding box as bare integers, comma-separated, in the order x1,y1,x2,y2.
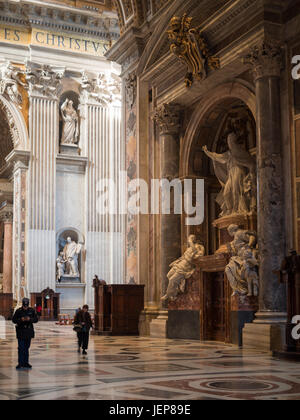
180,82,257,254
181,81,256,178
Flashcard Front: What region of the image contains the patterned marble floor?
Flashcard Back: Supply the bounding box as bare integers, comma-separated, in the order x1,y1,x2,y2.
0,321,299,400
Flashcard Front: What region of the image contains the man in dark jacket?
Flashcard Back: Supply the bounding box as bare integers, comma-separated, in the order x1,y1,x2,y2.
74,305,93,355
12,298,38,370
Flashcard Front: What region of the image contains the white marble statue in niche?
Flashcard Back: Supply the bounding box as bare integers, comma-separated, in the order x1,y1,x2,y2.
60,99,79,145
63,237,82,277
56,252,65,281
56,237,82,279
225,224,259,297
203,131,256,217
161,235,205,302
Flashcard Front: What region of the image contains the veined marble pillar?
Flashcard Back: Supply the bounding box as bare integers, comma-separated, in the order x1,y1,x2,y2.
1,212,13,294
0,205,13,318
6,151,30,305
243,42,287,351
150,104,181,336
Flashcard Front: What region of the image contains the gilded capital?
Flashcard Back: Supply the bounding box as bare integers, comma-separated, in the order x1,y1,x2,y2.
152,103,181,135
243,41,283,81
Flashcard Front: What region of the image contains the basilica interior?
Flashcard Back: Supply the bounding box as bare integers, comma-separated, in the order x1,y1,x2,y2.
0,0,300,402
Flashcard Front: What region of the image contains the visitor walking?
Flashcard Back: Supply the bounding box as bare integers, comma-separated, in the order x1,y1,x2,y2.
12,298,38,370
74,305,93,355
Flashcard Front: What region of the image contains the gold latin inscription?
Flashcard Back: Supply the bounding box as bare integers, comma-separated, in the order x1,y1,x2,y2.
0,25,112,57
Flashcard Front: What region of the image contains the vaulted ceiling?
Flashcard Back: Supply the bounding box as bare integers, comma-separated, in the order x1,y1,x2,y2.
113,0,170,33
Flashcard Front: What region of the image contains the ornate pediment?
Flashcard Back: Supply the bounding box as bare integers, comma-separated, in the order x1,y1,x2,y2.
167,14,220,88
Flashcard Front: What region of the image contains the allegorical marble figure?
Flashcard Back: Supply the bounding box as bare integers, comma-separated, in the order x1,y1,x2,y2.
225,224,259,297
203,131,256,217
60,99,79,145
161,235,205,302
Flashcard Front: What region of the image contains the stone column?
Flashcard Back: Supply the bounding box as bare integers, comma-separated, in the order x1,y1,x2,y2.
1,210,13,294
150,104,181,337
243,42,287,351
156,104,182,305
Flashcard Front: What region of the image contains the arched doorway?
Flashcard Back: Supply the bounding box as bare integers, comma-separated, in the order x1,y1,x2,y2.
181,83,257,343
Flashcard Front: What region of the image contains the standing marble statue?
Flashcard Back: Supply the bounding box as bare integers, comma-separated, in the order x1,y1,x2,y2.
161,235,205,302
56,252,65,282
63,237,82,277
203,131,256,216
60,99,79,145
225,224,259,297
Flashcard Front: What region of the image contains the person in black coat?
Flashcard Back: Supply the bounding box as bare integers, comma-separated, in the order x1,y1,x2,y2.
12,298,38,370
74,305,93,355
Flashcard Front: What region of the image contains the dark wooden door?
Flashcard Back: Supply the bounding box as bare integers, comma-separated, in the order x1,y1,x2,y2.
204,272,227,342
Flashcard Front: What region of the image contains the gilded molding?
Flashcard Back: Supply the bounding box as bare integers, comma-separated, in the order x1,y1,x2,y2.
167,14,220,88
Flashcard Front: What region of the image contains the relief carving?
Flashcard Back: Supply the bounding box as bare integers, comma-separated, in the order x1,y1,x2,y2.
0,61,23,107
80,71,121,106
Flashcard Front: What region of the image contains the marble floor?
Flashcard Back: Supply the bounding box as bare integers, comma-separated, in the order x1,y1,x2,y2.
0,321,299,400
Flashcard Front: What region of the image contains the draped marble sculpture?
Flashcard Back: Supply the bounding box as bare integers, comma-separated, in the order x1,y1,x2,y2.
60,99,79,145
203,131,256,217
62,237,82,277
161,235,205,302
225,224,259,297
56,252,65,282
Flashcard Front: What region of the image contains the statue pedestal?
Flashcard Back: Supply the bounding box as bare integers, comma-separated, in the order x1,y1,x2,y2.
60,143,80,156
149,311,169,338
213,213,257,253
230,294,259,347
58,275,81,284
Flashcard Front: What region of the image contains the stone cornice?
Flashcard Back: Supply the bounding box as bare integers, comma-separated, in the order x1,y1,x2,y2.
105,26,144,71
0,0,120,41
5,150,30,176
